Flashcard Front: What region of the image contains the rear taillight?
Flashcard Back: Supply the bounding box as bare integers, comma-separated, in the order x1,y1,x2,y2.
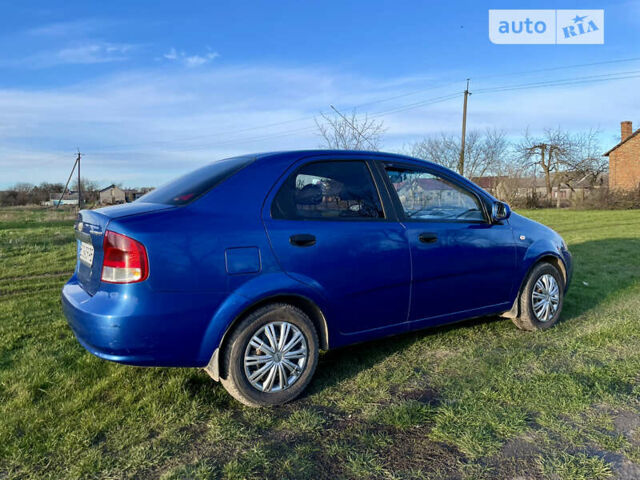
101,230,149,284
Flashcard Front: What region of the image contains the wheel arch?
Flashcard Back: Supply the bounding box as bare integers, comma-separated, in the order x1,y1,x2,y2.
204,293,329,381
502,252,568,319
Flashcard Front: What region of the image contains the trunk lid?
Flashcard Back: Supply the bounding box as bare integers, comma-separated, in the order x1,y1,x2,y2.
74,202,174,295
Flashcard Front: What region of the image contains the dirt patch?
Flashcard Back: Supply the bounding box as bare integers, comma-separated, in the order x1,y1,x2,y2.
613,410,640,444
500,436,542,459
585,446,640,480
383,426,466,479
397,385,439,405
483,435,545,480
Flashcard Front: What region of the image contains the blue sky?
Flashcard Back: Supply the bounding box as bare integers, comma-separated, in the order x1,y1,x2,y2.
1,0,639,187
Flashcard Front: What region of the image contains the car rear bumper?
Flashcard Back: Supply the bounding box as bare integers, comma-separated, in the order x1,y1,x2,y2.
61,275,225,367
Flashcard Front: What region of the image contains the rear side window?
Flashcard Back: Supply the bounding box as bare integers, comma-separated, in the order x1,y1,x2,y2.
137,156,255,205
272,160,384,220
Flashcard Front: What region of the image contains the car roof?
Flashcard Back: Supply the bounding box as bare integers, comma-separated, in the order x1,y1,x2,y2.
251,149,440,168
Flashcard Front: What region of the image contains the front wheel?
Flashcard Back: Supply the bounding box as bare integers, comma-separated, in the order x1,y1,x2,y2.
220,303,319,407
512,262,564,331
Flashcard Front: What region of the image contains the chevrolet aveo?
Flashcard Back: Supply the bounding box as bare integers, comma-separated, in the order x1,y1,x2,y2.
62,151,572,406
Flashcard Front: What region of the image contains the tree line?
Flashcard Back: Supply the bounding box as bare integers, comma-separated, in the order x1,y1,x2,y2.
0,179,102,207
315,111,609,204
2,115,610,207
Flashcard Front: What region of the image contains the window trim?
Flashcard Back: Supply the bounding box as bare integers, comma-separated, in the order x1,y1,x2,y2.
376,161,491,224
269,159,390,222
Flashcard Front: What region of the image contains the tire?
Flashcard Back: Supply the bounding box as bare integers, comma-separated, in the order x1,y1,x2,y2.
512,262,565,331
220,303,319,407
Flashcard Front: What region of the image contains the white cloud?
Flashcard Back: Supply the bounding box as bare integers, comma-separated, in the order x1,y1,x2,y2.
27,19,118,37
0,64,638,188
55,42,134,64
0,42,137,68
163,48,179,60
163,48,220,67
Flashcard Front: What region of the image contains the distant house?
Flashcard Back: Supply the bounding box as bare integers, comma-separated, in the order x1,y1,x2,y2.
42,192,78,207
473,174,607,204
605,121,640,191
395,177,470,210
124,187,154,203
99,185,126,205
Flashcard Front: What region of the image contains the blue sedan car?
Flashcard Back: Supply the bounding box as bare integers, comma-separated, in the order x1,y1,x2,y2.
62,150,572,406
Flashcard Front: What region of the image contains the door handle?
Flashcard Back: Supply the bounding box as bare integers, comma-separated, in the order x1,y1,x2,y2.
290,234,316,247
418,232,438,244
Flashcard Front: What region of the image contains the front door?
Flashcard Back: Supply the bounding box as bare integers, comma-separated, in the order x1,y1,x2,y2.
263,158,411,338
380,162,517,326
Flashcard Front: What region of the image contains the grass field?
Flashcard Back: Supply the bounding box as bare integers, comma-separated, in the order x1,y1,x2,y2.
1,207,640,480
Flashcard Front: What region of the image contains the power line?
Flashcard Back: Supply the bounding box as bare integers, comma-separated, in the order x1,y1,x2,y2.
368,92,462,117
329,104,377,150
472,55,640,82
474,69,640,94
83,65,640,156
88,93,463,155
92,82,464,152
89,56,640,153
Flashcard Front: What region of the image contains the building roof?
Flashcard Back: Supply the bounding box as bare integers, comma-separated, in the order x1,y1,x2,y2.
470,176,509,189
395,178,452,192
99,184,123,193
471,174,607,190
604,128,640,156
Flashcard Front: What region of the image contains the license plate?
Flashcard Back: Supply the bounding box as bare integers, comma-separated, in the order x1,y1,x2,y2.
79,242,94,266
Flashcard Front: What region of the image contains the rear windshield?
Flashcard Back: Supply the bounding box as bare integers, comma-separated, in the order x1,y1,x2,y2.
137,155,255,205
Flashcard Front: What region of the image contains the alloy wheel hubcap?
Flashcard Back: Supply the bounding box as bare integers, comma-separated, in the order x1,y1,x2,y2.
243,321,308,393
532,274,560,322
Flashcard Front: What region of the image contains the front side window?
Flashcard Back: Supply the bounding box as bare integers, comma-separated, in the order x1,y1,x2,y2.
272,161,384,220
385,166,485,222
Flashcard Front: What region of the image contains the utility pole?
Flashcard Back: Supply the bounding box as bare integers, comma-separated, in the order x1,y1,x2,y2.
458,79,471,177
56,153,79,209
76,149,82,210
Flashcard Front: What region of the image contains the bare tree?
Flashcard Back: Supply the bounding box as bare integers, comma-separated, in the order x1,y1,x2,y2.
517,128,574,199
72,177,101,204
562,129,607,186
518,128,606,203
13,182,34,192
13,183,34,205
494,156,530,204
315,110,386,150
409,133,458,171
408,128,510,179
31,182,64,204
0,182,69,206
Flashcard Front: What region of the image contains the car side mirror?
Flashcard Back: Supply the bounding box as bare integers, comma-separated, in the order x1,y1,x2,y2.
492,201,511,223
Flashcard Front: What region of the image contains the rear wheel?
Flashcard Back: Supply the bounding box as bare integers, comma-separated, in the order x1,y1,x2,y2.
220,303,319,407
512,262,564,331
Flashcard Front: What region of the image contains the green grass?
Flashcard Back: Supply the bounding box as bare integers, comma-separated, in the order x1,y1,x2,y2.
1,207,640,479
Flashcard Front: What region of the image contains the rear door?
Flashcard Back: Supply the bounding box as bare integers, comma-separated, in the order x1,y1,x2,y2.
263,157,411,337
379,161,517,326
